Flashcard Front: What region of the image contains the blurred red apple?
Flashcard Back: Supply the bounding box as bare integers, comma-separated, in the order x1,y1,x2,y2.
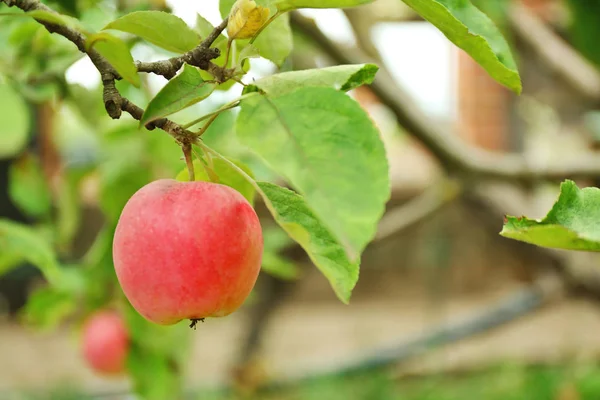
82,310,128,375
112,179,263,326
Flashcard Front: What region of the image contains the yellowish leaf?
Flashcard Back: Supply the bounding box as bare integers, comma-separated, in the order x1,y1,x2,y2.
227,0,270,40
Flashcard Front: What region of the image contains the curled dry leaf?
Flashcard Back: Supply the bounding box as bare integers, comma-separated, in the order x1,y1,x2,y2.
227,0,270,40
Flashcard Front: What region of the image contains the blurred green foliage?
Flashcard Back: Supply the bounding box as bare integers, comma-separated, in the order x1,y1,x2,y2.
0,1,297,398
13,364,600,399
2,0,599,399
565,0,600,68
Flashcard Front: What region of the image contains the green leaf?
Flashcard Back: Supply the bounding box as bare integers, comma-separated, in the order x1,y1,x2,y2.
0,219,63,285
501,180,600,251
244,63,379,96
195,13,222,40
86,32,140,87
103,11,199,53
199,143,361,303
8,153,52,219
400,0,521,94
0,82,30,159
252,13,293,66
238,43,261,65
175,158,256,205
220,0,238,18
566,0,600,68
22,286,78,330
236,87,390,260
258,182,358,301
140,65,216,126
274,0,374,12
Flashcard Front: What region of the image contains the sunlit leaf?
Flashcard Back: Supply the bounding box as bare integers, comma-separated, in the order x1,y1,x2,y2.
175,158,255,205
200,145,361,303
252,12,292,66
86,32,140,87
141,64,216,126
244,63,378,95
258,182,359,301
501,180,600,251
237,87,390,260
104,11,200,53
275,0,373,11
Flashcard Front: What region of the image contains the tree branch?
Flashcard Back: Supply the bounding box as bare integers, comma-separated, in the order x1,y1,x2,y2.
374,179,461,243
135,18,228,79
290,12,600,182
1,0,228,145
267,272,563,385
508,2,600,104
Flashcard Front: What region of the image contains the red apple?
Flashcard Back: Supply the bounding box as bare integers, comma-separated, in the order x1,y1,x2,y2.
112,179,263,325
82,310,128,375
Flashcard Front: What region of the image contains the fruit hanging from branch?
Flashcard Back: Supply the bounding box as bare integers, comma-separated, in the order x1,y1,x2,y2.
81,310,129,375
112,179,263,326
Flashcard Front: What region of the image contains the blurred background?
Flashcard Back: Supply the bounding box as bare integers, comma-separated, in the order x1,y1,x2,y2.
2,0,600,399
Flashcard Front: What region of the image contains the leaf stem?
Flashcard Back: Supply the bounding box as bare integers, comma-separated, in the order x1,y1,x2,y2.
196,112,221,137
249,11,282,45
196,140,257,189
193,147,219,183
223,38,234,69
182,143,195,181
182,92,259,130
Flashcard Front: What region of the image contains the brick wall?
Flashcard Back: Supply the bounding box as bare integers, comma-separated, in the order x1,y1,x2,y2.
455,50,511,151
455,0,552,152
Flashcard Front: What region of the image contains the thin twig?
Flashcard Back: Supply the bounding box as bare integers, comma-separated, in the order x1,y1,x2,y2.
182,101,239,130
182,92,259,130
374,179,461,243
136,18,228,79
266,273,564,386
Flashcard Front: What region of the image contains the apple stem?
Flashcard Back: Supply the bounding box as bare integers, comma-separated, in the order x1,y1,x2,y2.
182,143,195,181
189,318,205,330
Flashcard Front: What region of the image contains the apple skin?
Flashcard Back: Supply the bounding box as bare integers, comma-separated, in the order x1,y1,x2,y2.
82,310,129,375
112,179,263,325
